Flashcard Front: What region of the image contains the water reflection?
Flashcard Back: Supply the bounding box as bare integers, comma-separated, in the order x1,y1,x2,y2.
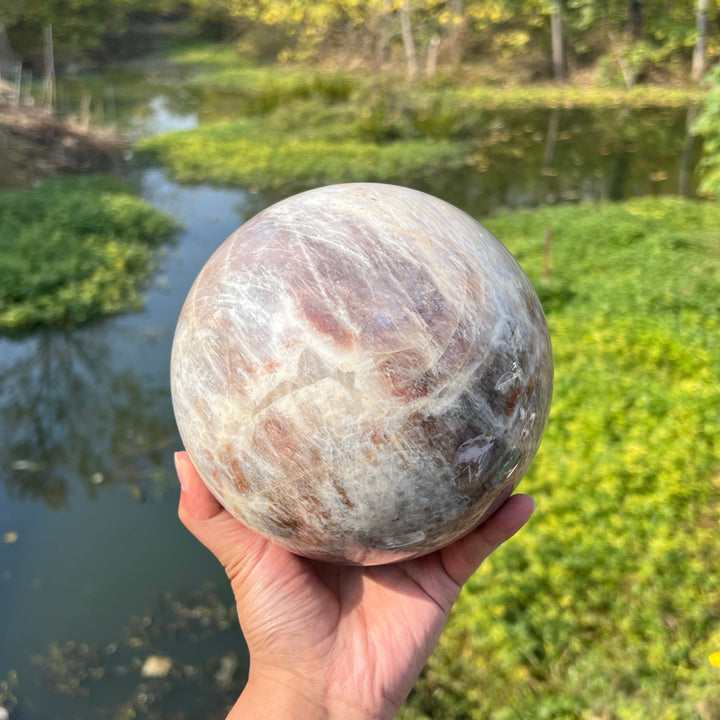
0,168,258,513
415,105,700,216
0,326,176,509
128,94,199,136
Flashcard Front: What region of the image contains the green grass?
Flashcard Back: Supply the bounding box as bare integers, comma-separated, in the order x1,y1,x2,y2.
135,99,472,191
398,196,720,719
0,175,176,331
445,83,706,110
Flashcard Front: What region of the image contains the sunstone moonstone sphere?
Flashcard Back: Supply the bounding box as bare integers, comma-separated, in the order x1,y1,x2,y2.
171,183,553,565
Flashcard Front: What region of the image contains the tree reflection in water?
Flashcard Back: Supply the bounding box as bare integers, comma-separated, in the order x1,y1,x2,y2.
0,325,176,509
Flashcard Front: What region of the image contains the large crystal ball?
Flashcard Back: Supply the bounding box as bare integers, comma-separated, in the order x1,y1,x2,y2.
171,183,552,565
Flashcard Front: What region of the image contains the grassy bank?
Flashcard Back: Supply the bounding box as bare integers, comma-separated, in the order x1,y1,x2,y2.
0,175,176,331
136,111,470,191
134,42,705,193
399,196,720,719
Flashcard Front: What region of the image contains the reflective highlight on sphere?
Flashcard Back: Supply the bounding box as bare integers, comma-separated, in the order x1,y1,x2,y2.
171,183,553,565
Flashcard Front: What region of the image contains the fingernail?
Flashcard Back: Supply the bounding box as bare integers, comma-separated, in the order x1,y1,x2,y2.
174,452,186,490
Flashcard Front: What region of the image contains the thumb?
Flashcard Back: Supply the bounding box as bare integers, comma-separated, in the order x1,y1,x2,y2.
175,450,224,521
439,493,535,587
175,451,268,573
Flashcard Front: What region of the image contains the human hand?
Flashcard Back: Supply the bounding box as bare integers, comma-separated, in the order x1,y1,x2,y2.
175,450,534,720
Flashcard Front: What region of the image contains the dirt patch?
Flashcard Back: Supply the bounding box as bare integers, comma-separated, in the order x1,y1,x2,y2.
0,107,127,189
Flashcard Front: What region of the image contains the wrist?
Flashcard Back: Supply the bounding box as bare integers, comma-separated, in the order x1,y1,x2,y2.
228,663,382,720
230,667,329,720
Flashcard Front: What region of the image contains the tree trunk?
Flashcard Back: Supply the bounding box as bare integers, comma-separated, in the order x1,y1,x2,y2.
373,0,392,74
550,3,565,82
399,0,418,81
425,34,441,77
691,0,709,82
441,0,465,66
43,24,55,113
627,1,643,39
609,31,635,89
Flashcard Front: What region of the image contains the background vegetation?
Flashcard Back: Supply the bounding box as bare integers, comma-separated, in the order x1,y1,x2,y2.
695,63,720,195
134,42,707,193
3,0,718,85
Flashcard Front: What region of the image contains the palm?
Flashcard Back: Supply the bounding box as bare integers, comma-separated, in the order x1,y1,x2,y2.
176,451,533,719
202,510,458,713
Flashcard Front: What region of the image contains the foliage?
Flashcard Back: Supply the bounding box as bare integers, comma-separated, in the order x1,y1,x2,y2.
185,0,372,58
3,0,718,78
397,196,720,719
164,40,706,107
136,117,470,190
0,175,176,331
177,0,719,77
164,43,362,110
694,63,720,197
1,0,188,66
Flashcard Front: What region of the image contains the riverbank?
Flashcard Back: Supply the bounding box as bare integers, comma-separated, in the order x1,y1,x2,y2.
0,107,126,190
132,42,708,198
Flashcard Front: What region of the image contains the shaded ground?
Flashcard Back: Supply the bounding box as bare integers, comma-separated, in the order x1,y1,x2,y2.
0,106,126,189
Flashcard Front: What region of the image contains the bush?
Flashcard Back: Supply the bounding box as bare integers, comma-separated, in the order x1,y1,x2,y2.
0,176,176,330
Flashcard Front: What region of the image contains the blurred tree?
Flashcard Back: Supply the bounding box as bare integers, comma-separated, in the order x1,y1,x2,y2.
550,0,565,80
3,0,716,76
0,1,25,29
627,0,643,37
3,0,184,66
185,0,363,57
399,0,419,78
691,0,710,80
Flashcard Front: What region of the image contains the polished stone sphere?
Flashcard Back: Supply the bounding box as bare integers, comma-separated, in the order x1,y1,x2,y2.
171,183,553,565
